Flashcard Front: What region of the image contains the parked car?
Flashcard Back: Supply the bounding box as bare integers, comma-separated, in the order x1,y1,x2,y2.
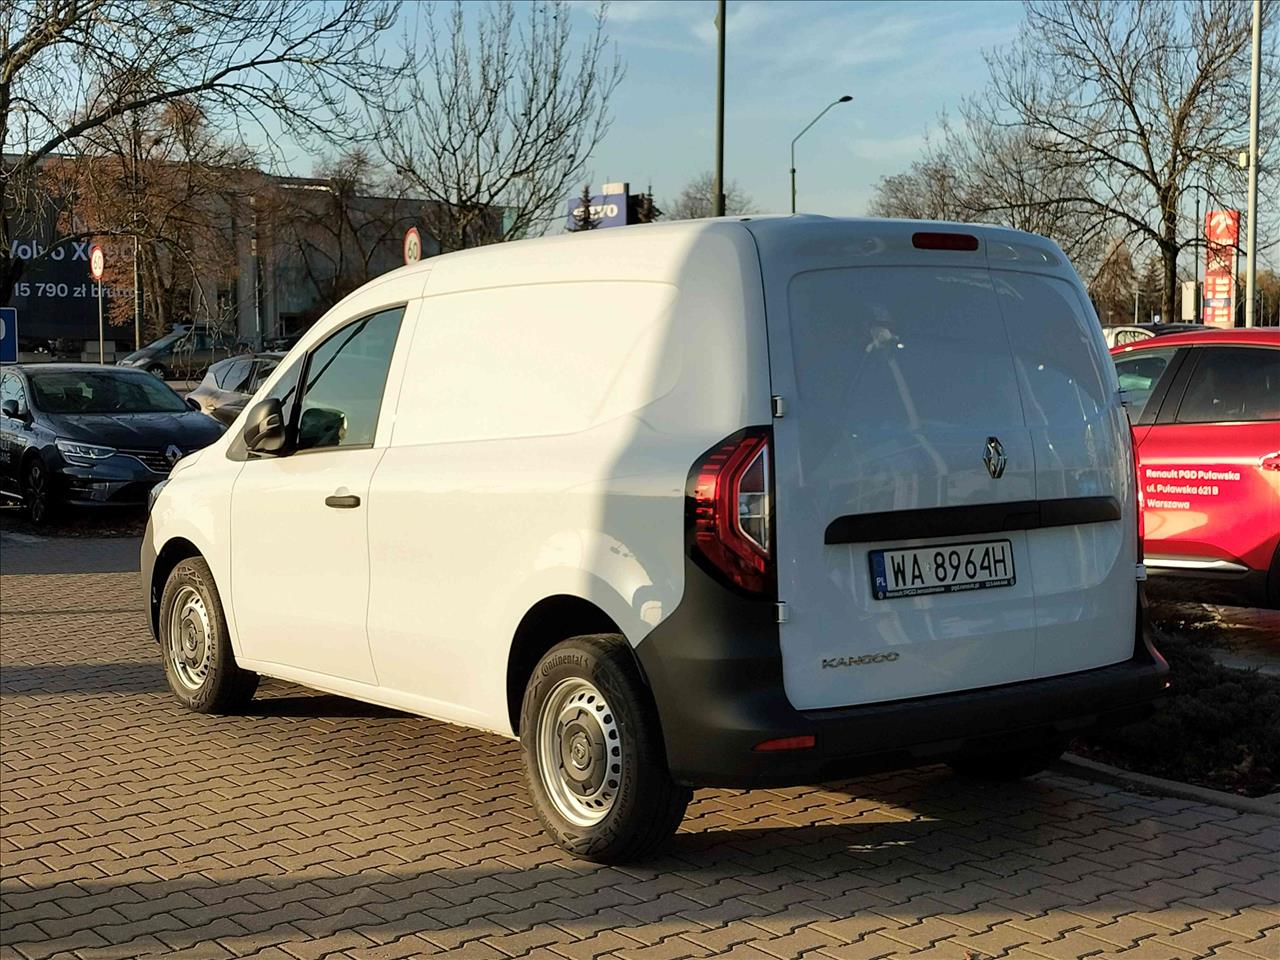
117,326,241,380
186,353,284,426
143,218,1167,862
1112,328,1280,607
1102,323,1212,348
0,364,226,524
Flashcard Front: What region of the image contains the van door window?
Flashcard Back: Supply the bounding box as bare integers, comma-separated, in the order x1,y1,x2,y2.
295,306,403,452
1114,348,1177,422
1175,347,1280,424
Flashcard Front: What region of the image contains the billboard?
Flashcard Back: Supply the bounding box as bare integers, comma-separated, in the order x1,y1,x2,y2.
1203,210,1239,329
566,192,629,230
4,237,124,344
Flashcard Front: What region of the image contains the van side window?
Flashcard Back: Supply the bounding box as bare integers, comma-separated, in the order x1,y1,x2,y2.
1175,347,1280,424
295,306,403,452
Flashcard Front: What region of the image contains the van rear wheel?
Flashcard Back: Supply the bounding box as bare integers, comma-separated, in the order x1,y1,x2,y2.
520,634,690,863
949,742,1065,781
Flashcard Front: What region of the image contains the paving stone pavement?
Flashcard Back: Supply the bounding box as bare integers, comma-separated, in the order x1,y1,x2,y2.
2,533,1279,960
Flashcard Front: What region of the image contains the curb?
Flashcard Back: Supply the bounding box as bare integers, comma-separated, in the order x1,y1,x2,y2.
1054,754,1280,818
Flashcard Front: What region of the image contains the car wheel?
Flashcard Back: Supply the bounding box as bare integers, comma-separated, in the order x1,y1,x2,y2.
949,742,1065,781
521,634,690,863
21,456,57,526
146,363,168,379
159,556,258,713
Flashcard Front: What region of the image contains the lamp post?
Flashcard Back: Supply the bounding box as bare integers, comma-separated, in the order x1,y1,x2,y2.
790,95,852,215
713,0,726,217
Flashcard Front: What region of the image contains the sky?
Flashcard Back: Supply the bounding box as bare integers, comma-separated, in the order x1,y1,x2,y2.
561,0,1025,216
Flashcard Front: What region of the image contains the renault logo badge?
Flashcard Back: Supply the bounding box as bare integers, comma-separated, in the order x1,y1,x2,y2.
984,436,1007,479
164,444,183,467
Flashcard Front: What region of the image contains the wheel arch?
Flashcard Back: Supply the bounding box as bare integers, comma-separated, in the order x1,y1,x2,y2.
149,537,203,640
506,594,644,735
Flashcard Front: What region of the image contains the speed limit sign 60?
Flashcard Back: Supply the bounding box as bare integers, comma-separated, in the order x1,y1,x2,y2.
89,244,105,280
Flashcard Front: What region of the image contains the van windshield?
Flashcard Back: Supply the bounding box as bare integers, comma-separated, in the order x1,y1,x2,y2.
29,370,189,414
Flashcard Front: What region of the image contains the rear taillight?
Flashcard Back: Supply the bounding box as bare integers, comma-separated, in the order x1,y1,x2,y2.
687,427,775,596
1130,424,1145,563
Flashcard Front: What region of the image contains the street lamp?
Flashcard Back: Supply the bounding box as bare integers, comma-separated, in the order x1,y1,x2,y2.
790,95,852,215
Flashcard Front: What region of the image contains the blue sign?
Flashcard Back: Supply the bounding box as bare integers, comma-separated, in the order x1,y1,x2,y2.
566,192,629,230
0,307,16,363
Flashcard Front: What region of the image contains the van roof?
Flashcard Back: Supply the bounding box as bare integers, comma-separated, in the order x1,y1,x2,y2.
383,215,1066,281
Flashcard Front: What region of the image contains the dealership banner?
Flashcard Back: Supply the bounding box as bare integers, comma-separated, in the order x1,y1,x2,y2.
1203,210,1239,329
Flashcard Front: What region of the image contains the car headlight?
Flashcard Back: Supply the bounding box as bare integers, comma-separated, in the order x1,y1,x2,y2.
55,439,117,462
147,478,169,513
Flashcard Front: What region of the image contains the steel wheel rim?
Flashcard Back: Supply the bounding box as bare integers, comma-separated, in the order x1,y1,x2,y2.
536,677,621,826
167,585,212,691
26,463,46,522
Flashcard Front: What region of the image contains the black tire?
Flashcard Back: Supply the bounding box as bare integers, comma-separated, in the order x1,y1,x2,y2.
146,363,168,379
949,742,1065,781
22,456,57,526
520,634,690,863
159,556,258,713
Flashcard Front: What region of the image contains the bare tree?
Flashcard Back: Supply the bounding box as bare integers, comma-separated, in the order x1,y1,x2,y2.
46,99,251,340
269,149,418,316
977,0,1277,323
1089,237,1139,325
869,114,1110,275
868,156,969,222
1,0,406,303
663,172,755,220
377,1,622,252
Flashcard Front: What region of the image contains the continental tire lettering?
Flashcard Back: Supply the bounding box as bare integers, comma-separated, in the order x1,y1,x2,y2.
821,651,901,669
541,653,587,675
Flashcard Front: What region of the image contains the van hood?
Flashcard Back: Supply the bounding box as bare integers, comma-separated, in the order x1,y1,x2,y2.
45,411,226,451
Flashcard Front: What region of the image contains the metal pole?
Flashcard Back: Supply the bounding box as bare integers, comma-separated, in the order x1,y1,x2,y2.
1193,190,1201,322
1133,289,1139,324
1244,0,1261,327
790,144,797,215
132,234,140,350
97,281,104,364
713,0,726,217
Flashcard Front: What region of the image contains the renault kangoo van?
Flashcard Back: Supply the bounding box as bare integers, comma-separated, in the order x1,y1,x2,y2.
143,217,1167,862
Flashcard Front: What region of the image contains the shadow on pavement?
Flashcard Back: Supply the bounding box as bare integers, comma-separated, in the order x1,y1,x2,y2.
0,662,161,694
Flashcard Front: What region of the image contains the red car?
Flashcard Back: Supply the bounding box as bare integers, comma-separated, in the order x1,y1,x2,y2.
1112,328,1280,608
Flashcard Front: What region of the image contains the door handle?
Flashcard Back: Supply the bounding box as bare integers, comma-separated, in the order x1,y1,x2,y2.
325,493,361,509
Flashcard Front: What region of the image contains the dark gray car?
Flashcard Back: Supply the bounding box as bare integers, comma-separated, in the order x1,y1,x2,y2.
0,364,226,524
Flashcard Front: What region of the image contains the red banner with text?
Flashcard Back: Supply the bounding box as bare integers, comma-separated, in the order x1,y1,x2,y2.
1203,209,1239,329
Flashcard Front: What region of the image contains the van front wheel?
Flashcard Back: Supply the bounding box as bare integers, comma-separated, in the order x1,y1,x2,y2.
520,635,690,863
159,557,258,713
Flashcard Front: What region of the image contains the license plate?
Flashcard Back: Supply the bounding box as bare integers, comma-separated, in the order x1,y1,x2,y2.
869,539,1015,600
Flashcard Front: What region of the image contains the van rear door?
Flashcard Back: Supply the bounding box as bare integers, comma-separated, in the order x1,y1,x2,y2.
749,221,1134,711
988,251,1135,679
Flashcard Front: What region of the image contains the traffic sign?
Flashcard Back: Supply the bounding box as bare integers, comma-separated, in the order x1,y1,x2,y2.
89,244,105,280
403,227,422,265
0,306,17,363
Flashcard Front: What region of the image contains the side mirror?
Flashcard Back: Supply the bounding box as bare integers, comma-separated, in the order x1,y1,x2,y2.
1,399,21,420
185,396,202,412
242,398,287,454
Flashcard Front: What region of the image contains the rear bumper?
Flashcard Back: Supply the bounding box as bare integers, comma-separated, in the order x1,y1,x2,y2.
636,564,1169,788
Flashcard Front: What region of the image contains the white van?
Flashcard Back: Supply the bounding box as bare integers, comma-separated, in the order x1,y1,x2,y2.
143,217,1168,862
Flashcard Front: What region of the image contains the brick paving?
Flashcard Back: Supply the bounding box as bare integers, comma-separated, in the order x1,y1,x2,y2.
2,531,1279,960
